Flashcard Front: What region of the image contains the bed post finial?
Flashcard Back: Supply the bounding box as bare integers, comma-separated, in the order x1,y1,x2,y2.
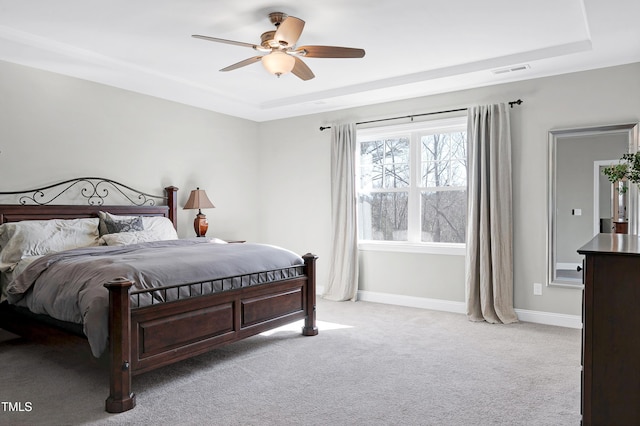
302,253,319,336
104,277,136,413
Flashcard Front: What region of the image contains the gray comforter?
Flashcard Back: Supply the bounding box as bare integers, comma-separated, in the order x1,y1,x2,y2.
7,239,304,357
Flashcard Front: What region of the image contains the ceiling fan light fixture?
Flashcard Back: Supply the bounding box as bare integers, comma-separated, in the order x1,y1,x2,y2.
261,50,295,77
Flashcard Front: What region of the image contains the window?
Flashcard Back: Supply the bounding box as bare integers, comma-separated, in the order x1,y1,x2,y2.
357,116,468,251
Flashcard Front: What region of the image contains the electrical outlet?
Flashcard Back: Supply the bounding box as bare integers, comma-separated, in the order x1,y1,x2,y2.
533,282,543,296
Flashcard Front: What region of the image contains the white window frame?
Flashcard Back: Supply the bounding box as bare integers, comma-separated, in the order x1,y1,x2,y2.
356,116,468,255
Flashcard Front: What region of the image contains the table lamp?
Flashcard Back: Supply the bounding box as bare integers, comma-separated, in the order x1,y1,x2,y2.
183,187,215,237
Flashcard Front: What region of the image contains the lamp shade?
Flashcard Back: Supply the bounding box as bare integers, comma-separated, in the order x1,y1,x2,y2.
261,51,295,77
183,188,215,210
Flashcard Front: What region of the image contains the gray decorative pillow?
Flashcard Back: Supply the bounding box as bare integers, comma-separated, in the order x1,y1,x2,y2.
104,216,144,234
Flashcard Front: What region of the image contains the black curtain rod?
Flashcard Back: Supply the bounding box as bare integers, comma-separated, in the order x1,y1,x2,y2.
319,99,523,131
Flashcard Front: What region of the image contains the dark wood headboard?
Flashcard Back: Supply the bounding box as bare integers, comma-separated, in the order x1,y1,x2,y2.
0,178,178,229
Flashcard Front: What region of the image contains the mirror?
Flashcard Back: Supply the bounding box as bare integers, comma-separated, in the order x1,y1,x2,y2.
548,123,639,287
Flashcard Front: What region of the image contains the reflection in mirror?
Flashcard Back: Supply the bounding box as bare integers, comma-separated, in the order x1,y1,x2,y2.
548,123,639,287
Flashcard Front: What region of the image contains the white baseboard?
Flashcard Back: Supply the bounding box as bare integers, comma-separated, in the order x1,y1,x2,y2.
513,308,582,329
357,290,467,314
316,288,582,329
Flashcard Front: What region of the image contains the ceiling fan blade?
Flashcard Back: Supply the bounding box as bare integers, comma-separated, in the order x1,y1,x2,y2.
192,34,259,50
274,16,305,47
291,57,315,81
297,45,366,58
220,56,262,72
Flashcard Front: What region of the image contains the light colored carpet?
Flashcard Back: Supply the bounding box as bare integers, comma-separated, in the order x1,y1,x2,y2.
0,299,581,425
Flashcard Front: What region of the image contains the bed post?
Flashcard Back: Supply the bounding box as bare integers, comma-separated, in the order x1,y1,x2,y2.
104,278,136,413
164,186,178,229
302,253,319,336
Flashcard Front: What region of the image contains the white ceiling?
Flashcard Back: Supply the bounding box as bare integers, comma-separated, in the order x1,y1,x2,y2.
0,0,638,122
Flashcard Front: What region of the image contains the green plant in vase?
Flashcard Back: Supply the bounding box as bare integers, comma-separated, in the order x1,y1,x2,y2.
602,152,640,192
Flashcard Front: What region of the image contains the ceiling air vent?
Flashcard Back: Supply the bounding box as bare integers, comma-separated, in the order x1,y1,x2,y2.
491,64,530,75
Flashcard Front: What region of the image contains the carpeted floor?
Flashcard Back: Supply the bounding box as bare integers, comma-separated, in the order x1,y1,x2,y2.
0,298,581,425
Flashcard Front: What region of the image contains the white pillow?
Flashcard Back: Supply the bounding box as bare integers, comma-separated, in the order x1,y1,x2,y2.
101,230,171,246
141,216,178,240
0,218,100,272
98,212,178,241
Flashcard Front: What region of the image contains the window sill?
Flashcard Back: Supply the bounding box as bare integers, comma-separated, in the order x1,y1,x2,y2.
358,241,466,256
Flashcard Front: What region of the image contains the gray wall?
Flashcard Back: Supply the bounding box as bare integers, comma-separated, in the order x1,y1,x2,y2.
0,60,259,242
259,62,640,316
2,58,639,318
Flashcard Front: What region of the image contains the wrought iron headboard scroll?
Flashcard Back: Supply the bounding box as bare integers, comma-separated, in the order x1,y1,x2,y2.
0,177,168,206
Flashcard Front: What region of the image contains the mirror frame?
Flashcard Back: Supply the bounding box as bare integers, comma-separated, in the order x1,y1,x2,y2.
547,122,640,287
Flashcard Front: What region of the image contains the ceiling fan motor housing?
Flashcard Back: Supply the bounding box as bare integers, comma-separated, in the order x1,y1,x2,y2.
260,31,280,49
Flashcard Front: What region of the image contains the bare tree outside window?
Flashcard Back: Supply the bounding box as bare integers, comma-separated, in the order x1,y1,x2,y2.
420,132,467,243
357,119,467,245
359,137,410,241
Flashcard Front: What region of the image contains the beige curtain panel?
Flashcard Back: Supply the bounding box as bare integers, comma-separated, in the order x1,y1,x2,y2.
323,123,359,301
465,103,518,324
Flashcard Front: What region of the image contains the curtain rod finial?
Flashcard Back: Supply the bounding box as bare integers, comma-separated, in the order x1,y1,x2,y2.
509,99,523,108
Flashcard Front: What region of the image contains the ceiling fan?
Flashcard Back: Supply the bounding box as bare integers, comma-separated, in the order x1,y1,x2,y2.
192,12,366,80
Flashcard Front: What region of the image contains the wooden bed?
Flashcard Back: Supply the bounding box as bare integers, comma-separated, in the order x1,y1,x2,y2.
0,177,318,413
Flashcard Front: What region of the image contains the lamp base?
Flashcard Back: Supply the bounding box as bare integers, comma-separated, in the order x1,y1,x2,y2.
194,213,209,237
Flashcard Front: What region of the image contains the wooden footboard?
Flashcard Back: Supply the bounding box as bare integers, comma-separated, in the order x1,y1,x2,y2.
104,253,318,413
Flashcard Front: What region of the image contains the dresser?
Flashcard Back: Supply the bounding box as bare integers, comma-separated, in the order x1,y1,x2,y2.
578,234,640,425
